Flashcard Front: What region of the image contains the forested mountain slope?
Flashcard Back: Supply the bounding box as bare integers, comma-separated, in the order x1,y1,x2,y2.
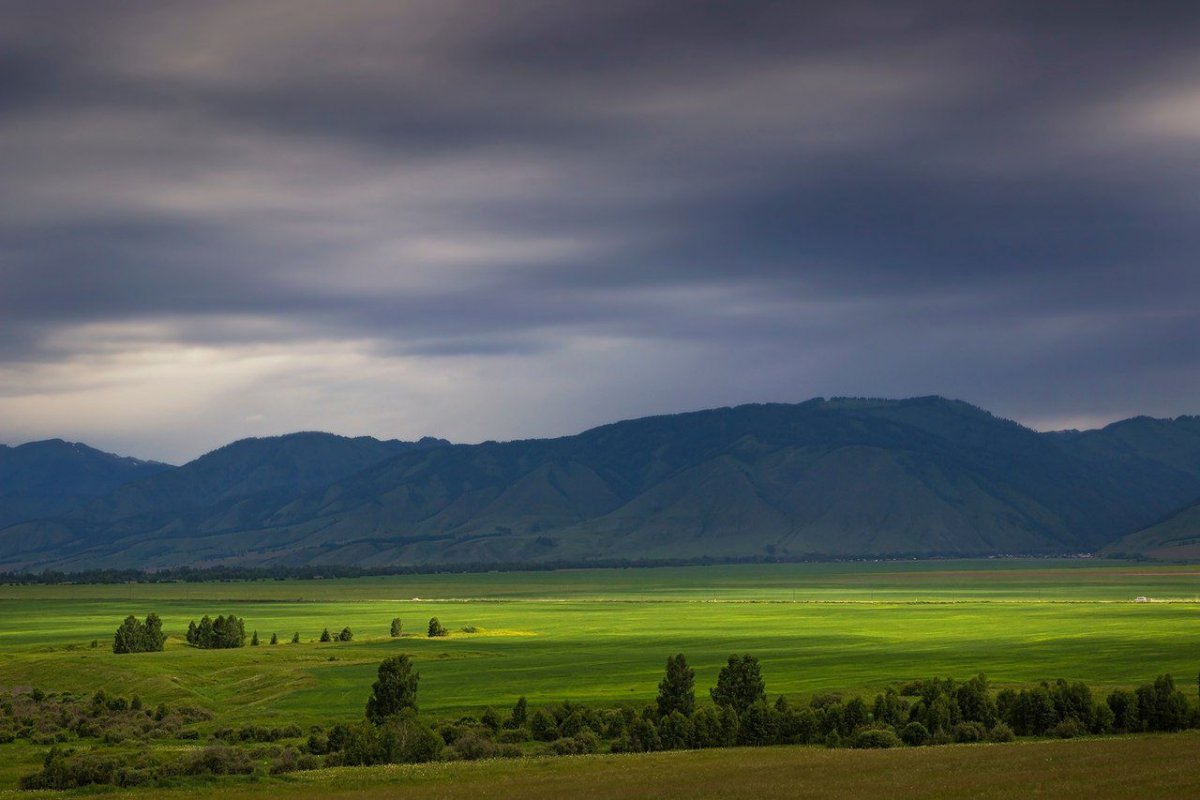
0,440,171,529
1,399,1197,571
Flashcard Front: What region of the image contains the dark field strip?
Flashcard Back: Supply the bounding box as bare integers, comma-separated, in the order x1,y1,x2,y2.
7,733,1193,800
5,560,1200,603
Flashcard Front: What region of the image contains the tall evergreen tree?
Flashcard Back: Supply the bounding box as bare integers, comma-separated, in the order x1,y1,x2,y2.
144,613,164,651
320,628,332,642
270,632,278,645
657,654,696,717
390,618,402,637
508,696,528,728
291,631,300,644
112,615,139,654
427,617,447,637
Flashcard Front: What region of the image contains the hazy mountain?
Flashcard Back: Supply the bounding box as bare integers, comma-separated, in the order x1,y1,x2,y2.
1,398,1198,571
0,432,449,570
0,440,171,529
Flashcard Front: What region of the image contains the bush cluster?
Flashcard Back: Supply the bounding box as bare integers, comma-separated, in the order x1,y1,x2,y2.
185,615,246,649
319,626,354,642
112,614,165,654
0,688,210,749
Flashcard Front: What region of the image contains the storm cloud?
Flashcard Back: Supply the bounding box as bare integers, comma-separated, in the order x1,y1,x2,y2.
1,0,1198,461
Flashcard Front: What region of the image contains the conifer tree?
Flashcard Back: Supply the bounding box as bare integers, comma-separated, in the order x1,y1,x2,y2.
657,654,696,717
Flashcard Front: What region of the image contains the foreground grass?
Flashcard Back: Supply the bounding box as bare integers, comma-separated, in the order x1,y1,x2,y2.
6,733,1199,800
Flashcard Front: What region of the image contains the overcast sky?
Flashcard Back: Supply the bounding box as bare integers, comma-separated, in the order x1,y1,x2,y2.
1,1,1198,463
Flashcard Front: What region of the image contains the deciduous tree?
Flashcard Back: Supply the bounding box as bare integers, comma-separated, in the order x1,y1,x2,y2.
710,654,766,714
365,655,419,723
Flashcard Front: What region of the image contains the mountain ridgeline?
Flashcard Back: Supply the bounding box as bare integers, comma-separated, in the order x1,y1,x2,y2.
1,398,1199,572
0,440,172,530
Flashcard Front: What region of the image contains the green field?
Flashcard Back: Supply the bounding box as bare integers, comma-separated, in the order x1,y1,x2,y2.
3,560,1200,723
2,559,1200,794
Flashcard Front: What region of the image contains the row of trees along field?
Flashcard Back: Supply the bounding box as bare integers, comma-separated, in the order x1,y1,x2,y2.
313,652,1200,769
115,616,453,654
16,643,1200,790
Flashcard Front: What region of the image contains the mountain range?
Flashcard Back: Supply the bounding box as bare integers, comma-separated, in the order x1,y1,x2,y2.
1,397,1198,572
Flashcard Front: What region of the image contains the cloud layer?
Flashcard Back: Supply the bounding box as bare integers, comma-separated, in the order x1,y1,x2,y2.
2,1,1198,462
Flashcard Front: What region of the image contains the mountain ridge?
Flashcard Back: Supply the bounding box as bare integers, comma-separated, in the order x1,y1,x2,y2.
1,397,1198,571
0,439,173,530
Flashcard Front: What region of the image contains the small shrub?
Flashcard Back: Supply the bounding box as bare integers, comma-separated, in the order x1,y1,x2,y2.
553,730,600,755
530,709,558,742
900,721,929,746
480,707,501,731
451,733,501,760
270,747,301,774
951,721,988,744
988,722,1016,743
853,728,901,749
180,745,255,776
1052,718,1085,739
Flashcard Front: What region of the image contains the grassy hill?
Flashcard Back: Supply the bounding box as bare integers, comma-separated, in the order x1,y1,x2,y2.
1103,499,1200,559
1,398,1199,570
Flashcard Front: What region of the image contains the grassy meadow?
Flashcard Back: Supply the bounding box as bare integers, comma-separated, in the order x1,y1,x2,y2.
2,559,1200,794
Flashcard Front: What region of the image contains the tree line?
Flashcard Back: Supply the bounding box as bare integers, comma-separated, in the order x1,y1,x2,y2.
18,649,1200,789
114,613,452,652
313,651,1200,768
7,553,1096,585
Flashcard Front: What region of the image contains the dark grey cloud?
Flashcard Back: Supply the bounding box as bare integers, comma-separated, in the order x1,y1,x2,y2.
1,0,1198,461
